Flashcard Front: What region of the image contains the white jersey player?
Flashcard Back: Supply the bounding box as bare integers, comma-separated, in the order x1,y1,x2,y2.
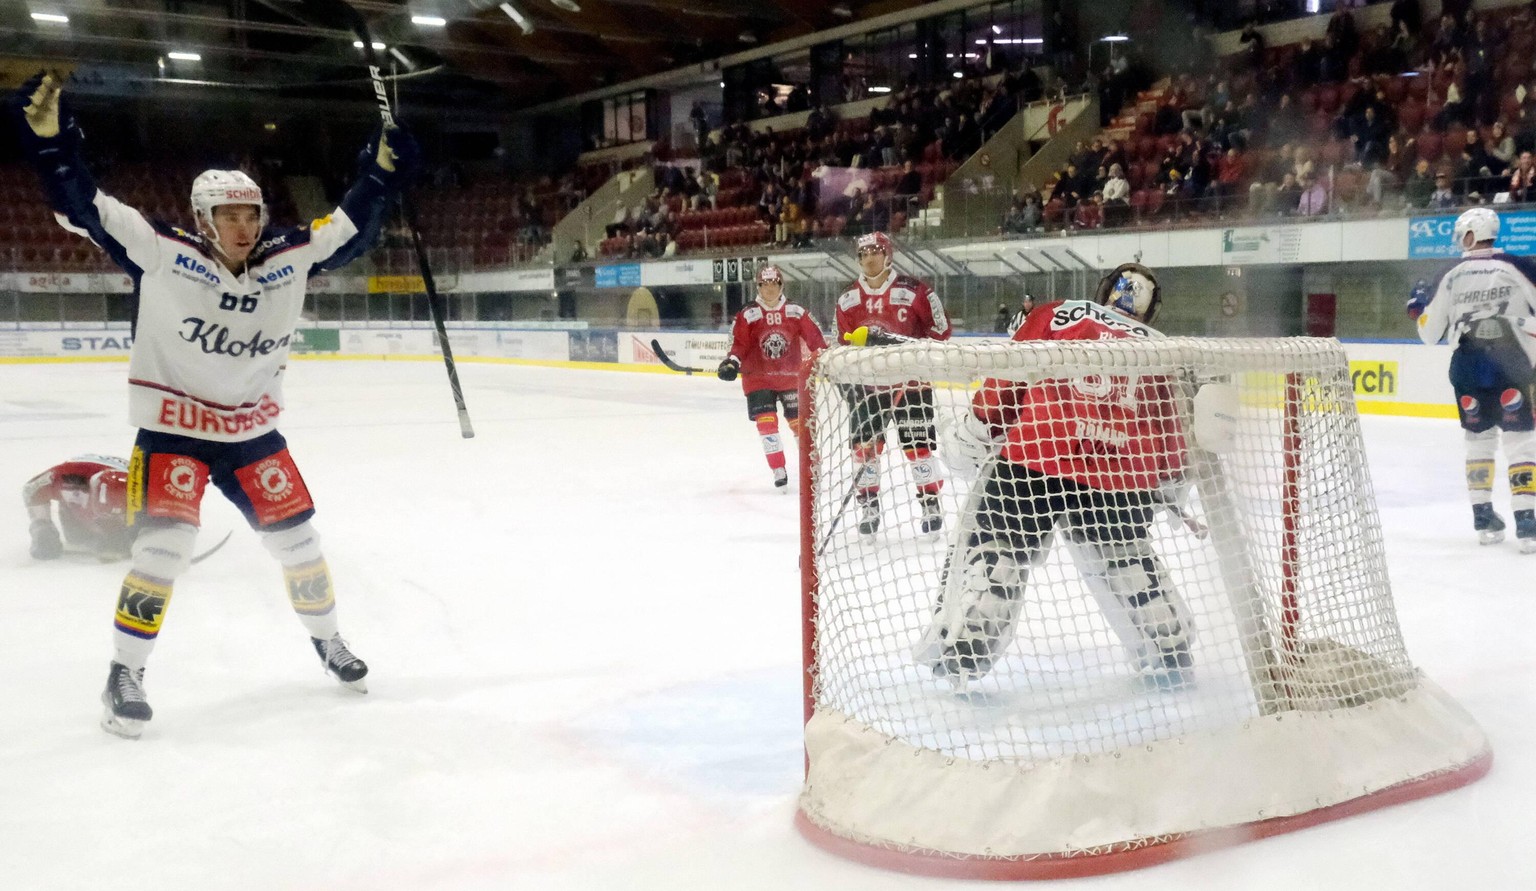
1409,207,1536,551
16,72,415,736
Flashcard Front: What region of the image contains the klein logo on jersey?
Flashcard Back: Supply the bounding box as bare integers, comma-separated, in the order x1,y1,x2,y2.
255,264,295,285
174,254,221,285
762,332,790,359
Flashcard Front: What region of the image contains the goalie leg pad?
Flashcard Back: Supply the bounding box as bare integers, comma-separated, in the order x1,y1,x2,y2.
1072,535,1192,671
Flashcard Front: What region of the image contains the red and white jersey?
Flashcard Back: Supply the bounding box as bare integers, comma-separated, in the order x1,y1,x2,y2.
835,272,951,343
973,300,1185,491
728,297,827,393
22,455,128,527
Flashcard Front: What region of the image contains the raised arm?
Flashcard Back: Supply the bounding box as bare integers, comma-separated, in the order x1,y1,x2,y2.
308,125,420,274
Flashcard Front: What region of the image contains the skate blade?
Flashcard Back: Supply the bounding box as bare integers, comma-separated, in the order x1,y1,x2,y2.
1520,539,1536,555
1478,530,1506,545
338,677,368,694
101,712,145,739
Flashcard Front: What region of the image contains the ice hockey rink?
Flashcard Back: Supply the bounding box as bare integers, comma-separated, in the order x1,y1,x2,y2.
1,357,1532,891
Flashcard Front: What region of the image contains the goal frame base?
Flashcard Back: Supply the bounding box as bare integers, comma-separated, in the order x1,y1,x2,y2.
795,747,1491,880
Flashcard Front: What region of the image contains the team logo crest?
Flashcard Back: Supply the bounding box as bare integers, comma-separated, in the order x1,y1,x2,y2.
166,458,201,500
255,460,294,502
762,332,789,360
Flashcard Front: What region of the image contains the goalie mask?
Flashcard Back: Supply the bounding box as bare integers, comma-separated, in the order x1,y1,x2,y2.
190,169,268,252
1096,263,1161,324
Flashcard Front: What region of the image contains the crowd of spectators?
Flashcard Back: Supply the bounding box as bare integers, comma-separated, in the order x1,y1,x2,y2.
1011,1,1536,236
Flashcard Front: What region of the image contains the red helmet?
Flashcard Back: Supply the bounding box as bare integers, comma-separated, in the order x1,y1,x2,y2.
89,470,128,519
756,263,784,285
855,231,893,269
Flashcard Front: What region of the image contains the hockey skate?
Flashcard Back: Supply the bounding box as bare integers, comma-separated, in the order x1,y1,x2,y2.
1139,644,1195,692
313,635,369,693
101,662,151,739
773,467,789,491
857,494,881,536
1473,503,1506,545
1515,510,1536,554
918,493,943,535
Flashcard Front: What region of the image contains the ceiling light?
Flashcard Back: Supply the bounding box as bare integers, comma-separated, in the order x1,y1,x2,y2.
411,15,447,27
907,53,918,59
952,71,963,79
499,2,534,35
31,12,69,24
1101,35,1129,43
867,86,891,94
830,3,853,18
167,51,201,61
389,46,417,70
548,0,582,10
353,40,387,49
738,30,758,44
977,38,1042,45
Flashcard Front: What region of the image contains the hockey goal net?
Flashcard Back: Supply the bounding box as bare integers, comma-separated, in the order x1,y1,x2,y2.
796,336,1490,878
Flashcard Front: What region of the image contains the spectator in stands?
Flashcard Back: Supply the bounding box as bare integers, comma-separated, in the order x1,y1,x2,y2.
1404,158,1436,208
1002,196,1037,234
1273,172,1302,215
1239,21,1266,73
1050,161,1085,208
1297,172,1329,216
1456,129,1498,198
1488,122,1516,172
993,303,1012,333
1351,106,1392,166
1293,38,1322,89
569,240,588,263
1429,171,1458,210
1391,0,1422,36
690,170,718,211
757,181,784,224
690,102,709,151
1214,147,1248,213
1510,151,1536,203
1389,20,1420,71
606,204,634,239
1326,6,1360,61
1102,164,1130,226
1073,192,1105,230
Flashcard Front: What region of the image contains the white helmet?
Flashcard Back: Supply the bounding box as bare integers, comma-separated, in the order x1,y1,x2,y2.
1453,207,1499,252
190,170,267,251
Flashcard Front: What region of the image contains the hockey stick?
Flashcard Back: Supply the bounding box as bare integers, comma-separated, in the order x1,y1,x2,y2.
307,0,475,439
191,530,233,565
650,339,710,375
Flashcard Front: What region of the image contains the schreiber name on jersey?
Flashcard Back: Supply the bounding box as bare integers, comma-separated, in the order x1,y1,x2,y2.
1048,301,1157,338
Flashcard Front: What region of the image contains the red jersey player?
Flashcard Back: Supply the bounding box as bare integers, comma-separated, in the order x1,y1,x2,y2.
718,264,828,489
921,264,1197,691
835,231,952,535
23,455,134,560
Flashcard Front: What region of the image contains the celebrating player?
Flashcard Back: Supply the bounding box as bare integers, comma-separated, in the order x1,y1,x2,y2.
22,455,133,561
1409,207,1536,552
14,72,417,737
835,231,952,535
718,264,827,489
921,264,1196,690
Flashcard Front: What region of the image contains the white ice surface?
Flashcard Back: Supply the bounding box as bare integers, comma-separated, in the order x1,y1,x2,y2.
0,360,1531,891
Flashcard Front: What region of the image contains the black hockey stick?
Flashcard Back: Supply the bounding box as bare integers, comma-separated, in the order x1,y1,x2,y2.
191,529,234,564
815,474,866,557
650,339,710,375
307,0,475,439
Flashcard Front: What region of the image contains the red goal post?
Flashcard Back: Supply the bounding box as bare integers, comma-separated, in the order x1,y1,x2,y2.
795,336,1490,879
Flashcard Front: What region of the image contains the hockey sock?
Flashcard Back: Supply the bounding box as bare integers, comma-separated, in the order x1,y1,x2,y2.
787,417,804,439
905,447,943,496
112,572,173,671
285,559,340,641
1465,429,1498,505
1507,429,1536,512
853,441,884,497
756,414,787,472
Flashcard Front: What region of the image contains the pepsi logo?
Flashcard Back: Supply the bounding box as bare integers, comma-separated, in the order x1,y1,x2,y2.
1500,388,1525,411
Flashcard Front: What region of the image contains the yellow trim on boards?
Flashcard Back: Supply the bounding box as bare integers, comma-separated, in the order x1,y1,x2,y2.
1353,400,1458,420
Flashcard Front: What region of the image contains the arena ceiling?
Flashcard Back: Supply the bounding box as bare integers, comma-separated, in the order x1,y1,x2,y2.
5,0,931,107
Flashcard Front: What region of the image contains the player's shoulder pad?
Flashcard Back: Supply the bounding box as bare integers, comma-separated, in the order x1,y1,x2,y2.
837,287,862,310
892,273,926,291
151,220,207,253
786,304,806,318
743,305,764,323
249,226,310,265
1492,251,1536,286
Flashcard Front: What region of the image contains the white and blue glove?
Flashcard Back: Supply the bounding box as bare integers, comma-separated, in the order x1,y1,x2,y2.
940,411,999,482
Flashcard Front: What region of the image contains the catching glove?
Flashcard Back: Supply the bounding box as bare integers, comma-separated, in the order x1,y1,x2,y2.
30,519,62,560
1405,280,1431,321
939,410,998,482
717,357,740,382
